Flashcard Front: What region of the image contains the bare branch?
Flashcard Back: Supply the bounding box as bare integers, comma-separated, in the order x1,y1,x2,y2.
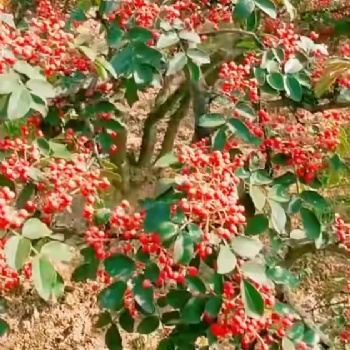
266,98,350,112
283,242,350,269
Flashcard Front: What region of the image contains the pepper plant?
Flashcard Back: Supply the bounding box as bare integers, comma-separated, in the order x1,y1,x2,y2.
0,0,350,349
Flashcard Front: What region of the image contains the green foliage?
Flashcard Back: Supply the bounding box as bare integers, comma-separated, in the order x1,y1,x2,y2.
1,0,349,348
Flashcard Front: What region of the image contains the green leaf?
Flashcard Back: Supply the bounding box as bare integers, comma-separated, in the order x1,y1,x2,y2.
157,338,175,350
157,32,179,49
99,281,127,310
300,207,321,239
110,46,133,75
217,244,237,274
186,49,210,66
181,297,206,324
254,67,266,85
133,278,155,314
95,208,112,225
96,311,112,328
4,236,31,271
0,174,14,191
0,13,15,28
198,113,226,128
245,214,269,235
287,322,305,341
52,272,65,300
254,0,276,19
235,102,256,120
250,185,266,211
144,263,161,283
72,262,99,282
0,73,20,94
26,79,55,99
167,289,192,309
303,328,320,345
13,60,44,80
126,27,152,43
161,311,180,326
273,172,296,187
284,58,303,74
154,152,178,168
241,261,270,286
104,254,136,279
179,30,201,43
133,42,162,69
232,236,263,258
186,276,206,293
268,184,289,202
137,316,159,334
266,266,298,287
105,324,123,350
32,256,57,301
250,170,272,185
96,57,117,79
8,86,32,119
144,202,171,232
228,117,262,145
187,60,201,81
119,309,134,333
187,223,202,243
167,52,188,76
0,318,9,337
41,241,73,263
133,63,154,85
267,72,284,90
16,183,36,209
22,218,52,239
205,296,222,318
284,76,302,102
282,0,296,19
107,24,124,48
96,133,113,153
158,222,178,241
48,141,71,159
300,191,328,210
234,0,255,19
270,200,287,233
98,118,124,133
241,280,264,318
212,127,227,151
173,233,194,265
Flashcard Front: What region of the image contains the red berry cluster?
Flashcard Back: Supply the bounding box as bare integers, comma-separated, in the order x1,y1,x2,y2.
0,1,91,75
0,239,19,293
334,213,350,250
219,55,260,103
0,122,110,226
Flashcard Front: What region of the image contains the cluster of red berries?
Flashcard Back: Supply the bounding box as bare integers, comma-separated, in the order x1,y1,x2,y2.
0,122,110,226
334,213,350,250
0,1,91,76
0,239,19,292
219,55,260,103
108,0,233,32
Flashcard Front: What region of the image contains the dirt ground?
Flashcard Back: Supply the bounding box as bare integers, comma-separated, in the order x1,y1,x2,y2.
1,92,350,350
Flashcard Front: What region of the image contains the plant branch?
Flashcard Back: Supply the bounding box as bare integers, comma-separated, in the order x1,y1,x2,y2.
307,299,349,313
138,82,187,166
278,285,333,349
157,94,191,160
266,98,350,112
199,28,262,43
283,241,350,269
